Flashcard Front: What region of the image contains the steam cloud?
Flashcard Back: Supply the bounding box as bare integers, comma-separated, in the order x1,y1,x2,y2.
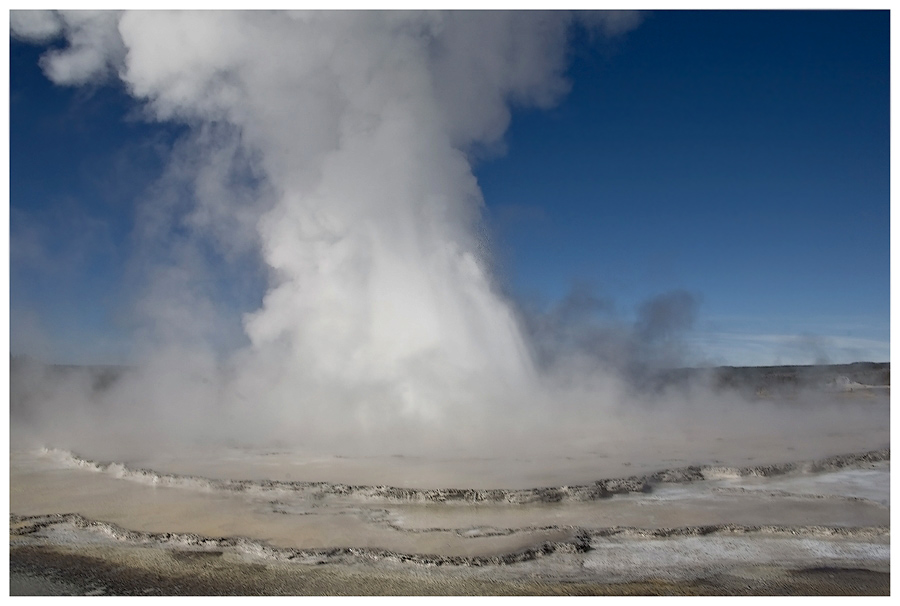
14,11,850,462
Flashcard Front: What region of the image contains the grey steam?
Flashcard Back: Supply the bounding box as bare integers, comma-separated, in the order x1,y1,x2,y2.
11,11,833,461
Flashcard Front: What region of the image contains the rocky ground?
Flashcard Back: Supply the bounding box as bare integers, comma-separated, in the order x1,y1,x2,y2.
9,542,889,596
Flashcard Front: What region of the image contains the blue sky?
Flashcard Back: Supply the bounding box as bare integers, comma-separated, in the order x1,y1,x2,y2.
7,10,890,367
479,10,890,365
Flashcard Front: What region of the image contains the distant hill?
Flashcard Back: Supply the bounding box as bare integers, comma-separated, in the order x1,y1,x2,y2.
9,355,889,399
654,361,889,396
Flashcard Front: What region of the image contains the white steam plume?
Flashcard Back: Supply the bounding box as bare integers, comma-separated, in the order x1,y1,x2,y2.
11,10,655,455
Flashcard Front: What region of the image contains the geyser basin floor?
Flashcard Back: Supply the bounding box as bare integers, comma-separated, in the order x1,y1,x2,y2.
10,420,890,594
9,385,890,595
10,448,890,555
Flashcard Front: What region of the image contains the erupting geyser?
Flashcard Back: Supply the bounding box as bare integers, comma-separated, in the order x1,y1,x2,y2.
10,10,884,466
9,11,650,455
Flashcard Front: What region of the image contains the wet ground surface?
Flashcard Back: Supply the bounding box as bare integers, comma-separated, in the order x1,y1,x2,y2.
9,448,890,595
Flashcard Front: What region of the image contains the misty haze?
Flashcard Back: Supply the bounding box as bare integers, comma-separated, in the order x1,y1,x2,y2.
8,10,890,596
